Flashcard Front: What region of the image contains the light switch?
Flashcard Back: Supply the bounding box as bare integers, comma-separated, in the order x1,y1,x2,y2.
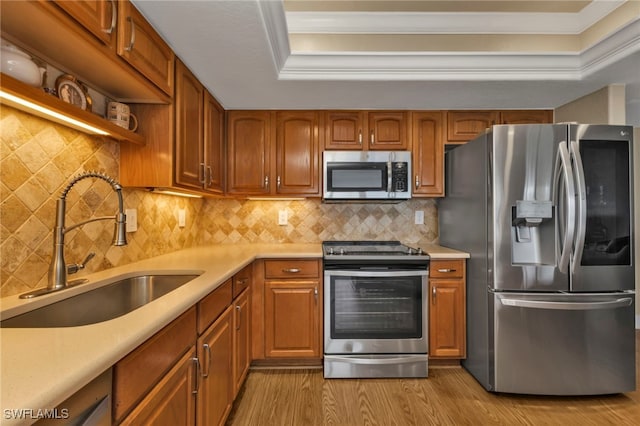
178,209,186,228
415,210,424,225
125,209,137,232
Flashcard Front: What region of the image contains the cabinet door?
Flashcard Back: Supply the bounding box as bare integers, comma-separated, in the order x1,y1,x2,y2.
120,348,197,426
500,110,553,124
54,0,117,48
227,111,272,195
117,0,175,96
203,92,225,194
233,288,251,397
446,111,499,144
325,111,366,150
411,111,444,197
197,306,233,426
175,60,204,191
429,259,466,359
264,280,320,358
368,111,408,150
276,111,320,195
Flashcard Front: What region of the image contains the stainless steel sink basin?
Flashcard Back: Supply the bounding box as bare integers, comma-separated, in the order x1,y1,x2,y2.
0,274,201,328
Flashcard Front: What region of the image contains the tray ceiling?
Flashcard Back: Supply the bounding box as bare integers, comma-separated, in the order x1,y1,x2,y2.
132,0,640,114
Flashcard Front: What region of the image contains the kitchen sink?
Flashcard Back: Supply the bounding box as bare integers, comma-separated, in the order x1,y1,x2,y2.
0,273,201,328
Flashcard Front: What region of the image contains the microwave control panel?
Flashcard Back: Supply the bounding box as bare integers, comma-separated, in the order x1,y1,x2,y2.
391,162,409,192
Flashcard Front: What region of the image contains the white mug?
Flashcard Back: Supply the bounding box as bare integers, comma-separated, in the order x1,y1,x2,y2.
107,101,138,132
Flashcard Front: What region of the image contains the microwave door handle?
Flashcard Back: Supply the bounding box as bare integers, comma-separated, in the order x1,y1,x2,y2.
569,141,587,274
553,142,576,274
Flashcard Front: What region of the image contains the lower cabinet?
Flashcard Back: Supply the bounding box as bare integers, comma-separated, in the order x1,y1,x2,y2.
261,259,322,360
429,259,467,359
120,348,197,426
197,305,233,426
233,288,251,398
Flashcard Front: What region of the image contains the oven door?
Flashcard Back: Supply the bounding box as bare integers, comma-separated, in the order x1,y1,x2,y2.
324,268,428,355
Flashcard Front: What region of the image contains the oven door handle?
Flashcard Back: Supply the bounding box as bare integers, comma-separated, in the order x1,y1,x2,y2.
325,270,428,277
327,355,427,365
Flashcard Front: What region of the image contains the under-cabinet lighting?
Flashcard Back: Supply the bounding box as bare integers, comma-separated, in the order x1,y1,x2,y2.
246,197,306,201
0,90,109,135
148,188,203,199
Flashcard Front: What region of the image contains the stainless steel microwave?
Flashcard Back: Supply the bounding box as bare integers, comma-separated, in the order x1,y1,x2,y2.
323,151,412,200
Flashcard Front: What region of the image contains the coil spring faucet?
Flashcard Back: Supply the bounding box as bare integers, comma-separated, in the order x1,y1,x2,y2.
20,171,127,299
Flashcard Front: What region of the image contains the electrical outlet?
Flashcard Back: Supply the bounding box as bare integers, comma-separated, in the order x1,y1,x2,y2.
414,210,424,225
278,209,288,226
125,208,137,232
178,209,186,228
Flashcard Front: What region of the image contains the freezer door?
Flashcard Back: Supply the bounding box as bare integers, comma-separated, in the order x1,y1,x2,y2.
569,125,634,292
492,292,636,395
491,125,569,291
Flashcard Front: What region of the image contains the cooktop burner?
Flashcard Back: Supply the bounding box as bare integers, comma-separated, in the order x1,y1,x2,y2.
323,241,428,261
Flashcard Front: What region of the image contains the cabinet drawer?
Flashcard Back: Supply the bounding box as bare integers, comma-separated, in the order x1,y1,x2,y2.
113,306,196,422
233,264,253,299
430,260,464,278
264,259,320,279
197,279,232,335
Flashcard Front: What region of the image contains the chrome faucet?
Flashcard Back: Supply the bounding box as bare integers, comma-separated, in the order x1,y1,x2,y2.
20,171,127,299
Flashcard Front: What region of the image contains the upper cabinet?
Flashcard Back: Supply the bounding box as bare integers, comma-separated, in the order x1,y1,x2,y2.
54,0,117,48
120,60,225,196
227,111,321,197
325,111,409,150
500,110,553,125
116,0,175,97
1,0,172,102
411,111,444,197
446,110,553,144
446,111,500,144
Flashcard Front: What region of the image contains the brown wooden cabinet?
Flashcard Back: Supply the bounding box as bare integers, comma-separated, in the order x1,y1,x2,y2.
263,259,322,360
120,348,197,426
325,111,408,150
500,110,553,124
446,110,553,144
227,111,321,196
227,111,272,195
411,111,444,197
117,0,175,96
113,307,197,422
429,259,466,359
276,111,321,196
175,60,224,195
232,288,251,398
54,0,117,48
446,111,499,144
197,305,233,426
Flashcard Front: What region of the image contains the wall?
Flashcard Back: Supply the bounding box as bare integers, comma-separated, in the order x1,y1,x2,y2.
0,107,438,298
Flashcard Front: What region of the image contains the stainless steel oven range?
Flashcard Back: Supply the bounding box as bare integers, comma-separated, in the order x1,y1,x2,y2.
323,241,430,378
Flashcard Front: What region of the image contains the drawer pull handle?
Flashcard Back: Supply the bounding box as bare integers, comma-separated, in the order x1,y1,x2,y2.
235,305,242,330
237,278,249,284
103,0,117,35
192,357,200,394
437,268,456,273
282,268,301,273
202,343,211,378
432,286,436,303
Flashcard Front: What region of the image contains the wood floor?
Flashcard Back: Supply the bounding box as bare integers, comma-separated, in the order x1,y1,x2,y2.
227,333,640,425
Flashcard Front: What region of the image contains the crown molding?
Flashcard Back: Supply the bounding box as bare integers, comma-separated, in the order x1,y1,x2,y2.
260,0,640,82
285,1,625,35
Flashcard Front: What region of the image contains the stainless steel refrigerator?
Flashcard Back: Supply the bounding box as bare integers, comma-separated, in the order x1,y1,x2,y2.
439,124,636,395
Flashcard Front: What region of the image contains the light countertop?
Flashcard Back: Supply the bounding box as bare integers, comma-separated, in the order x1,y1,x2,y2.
0,242,466,425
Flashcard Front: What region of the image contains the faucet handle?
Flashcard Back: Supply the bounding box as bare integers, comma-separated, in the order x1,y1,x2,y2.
67,252,96,275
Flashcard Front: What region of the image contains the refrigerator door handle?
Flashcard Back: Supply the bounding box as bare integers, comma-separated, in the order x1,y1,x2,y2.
569,141,587,275
554,142,576,273
499,297,633,310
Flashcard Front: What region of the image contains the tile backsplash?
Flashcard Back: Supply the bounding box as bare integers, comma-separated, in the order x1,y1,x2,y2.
0,107,438,298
